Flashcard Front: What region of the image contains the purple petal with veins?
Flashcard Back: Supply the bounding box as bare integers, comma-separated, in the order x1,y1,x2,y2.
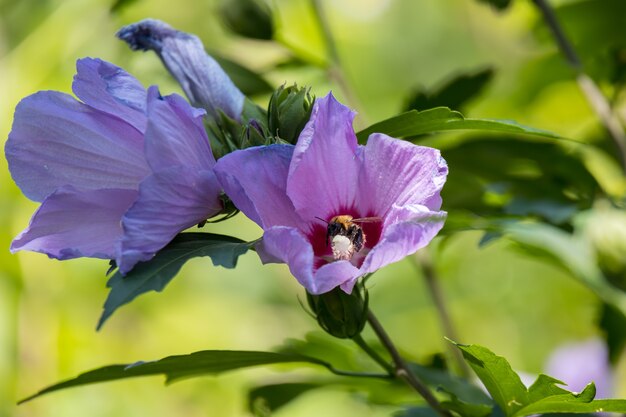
11,186,138,260
6,90,149,202
7,57,223,274
73,57,148,132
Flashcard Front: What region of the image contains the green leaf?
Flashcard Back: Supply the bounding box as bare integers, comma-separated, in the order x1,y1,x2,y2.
553,0,626,65
502,222,626,318
97,233,252,329
513,386,626,417
395,407,440,417
504,198,578,225
403,359,498,417
452,342,529,416
475,0,513,11
218,0,273,40
399,403,503,417
355,107,558,143
518,0,626,96
519,375,598,415
406,68,493,112
110,0,139,12
19,350,330,404
541,414,597,417
441,391,493,417
451,341,626,417
526,374,570,402
249,383,321,416
278,332,364,372
440,136,597,221
211,52,273,96
410,363,492,405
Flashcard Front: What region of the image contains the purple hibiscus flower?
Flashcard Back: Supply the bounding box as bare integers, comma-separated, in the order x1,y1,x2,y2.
214,93,447,294
6,57,222,273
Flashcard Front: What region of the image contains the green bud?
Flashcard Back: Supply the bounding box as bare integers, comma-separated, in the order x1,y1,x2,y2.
268,84,314,145
241,119,267,148
219,0,273,41
240,99,270,147
205,112,241,159
206,99,271,158
306,284,368,339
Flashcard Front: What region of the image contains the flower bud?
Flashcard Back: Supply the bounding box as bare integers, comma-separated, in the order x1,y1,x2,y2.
219,0,274,40
268,84,314,145
204,98,270,158
117,19,245,122
306,284,368,339
244,119,268,146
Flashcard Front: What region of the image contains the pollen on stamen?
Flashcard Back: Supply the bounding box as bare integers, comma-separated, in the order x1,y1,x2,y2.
331,235,355,261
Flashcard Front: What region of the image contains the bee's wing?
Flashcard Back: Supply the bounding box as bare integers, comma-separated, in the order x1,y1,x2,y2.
351,216,383,223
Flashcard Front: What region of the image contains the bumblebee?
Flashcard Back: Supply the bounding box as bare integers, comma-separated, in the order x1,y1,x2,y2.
317,215,381,261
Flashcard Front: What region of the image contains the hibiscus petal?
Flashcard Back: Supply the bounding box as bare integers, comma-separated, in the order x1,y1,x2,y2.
314,261,362,295
144,87,214,171
214,144,302,229
286,93,361,221
6,91,150,202
116,166,223,273
360,133,448,216
117,19,244,121
11,187,138,259
356,204,446,286
258,226,360,294
72,58,147,132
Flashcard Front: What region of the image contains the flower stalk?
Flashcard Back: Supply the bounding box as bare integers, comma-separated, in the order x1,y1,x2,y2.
352,334,395,376
366,309,453,417
530,0,626,173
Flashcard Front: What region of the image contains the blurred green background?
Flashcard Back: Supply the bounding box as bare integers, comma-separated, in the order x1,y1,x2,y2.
1,0,626,416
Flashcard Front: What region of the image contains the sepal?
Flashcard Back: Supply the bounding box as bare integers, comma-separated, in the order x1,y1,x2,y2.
306,282,368,339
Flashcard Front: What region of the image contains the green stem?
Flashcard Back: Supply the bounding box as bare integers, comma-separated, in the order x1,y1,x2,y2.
531,0,626,173
366,310,453,417
411,252,471,379
352,334,395,375
325,367,392,380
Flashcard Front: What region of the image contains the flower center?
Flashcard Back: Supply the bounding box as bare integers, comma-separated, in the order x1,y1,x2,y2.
309,212,383,269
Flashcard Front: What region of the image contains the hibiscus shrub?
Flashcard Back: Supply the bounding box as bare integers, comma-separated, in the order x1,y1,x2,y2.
5,3,626,417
